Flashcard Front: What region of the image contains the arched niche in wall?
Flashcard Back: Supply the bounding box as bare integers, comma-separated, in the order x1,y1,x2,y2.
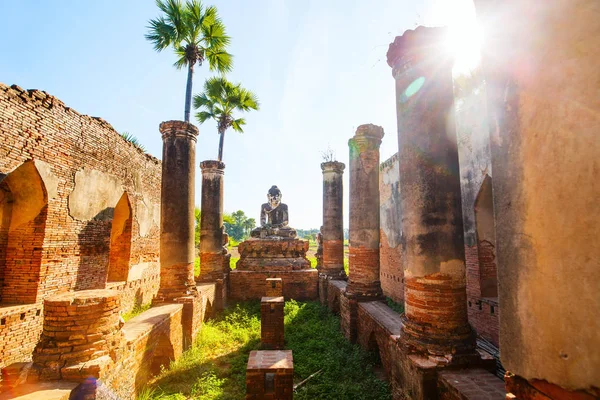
0,161,48,304
107,192,133,282
474,175,498,298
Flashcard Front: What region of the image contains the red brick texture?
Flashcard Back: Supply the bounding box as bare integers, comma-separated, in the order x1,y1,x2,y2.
403,275,474,355
322,239,344,274
265,278,283,297
379,229,404,303
246,350,293,400
465,244,500,346
31,290,124,381
260,297,284,350
504,373,600,400
0,84,162,371
347,247,382,298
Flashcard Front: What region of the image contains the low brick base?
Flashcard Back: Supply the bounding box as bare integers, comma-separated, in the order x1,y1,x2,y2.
505,372,600,400
229,270,318,301
327,279,346,314
246,350,293,400
261,297,284,350
438,369,504,400
340,292,359,343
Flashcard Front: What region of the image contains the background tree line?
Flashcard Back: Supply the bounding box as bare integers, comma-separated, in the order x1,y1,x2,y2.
195,207,256,247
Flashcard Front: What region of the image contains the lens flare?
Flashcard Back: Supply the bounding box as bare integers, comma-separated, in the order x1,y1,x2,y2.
443,0,484,75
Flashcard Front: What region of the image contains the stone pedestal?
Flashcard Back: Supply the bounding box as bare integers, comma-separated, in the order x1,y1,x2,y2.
387,27,474,357
31,290,123,381
229,238,318,300
320,161,346,279
246,350,293,400
261,296,284,350
156,121,198,301
199,160,230,283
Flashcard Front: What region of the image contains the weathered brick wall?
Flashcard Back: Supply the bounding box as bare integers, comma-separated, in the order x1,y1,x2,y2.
379,154,404,303
0,83,162,371
466,244,499,346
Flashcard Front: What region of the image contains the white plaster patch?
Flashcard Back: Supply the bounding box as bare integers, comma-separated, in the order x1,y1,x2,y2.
136,195,159,237
68,169,123,221
34,160,58,201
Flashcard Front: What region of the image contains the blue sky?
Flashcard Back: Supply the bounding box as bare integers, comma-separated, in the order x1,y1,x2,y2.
0,0,468,229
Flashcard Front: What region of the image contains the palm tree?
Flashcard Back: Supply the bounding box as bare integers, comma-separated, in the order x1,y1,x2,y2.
193,76,259,161
145,0,233,122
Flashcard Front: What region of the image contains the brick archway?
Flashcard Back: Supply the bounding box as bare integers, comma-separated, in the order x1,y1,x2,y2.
107,192,132,282
0,161,48,304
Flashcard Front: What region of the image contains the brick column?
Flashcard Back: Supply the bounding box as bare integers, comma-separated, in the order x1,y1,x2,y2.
346,124,384,298
199,160,229,282
320,161,346,278
387,27,473,355
156,120,198,301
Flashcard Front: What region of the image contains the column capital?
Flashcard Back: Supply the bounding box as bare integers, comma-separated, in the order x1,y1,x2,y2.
349,124,384,150
160,120,199,142
321,161,345,174
387,26,448,78
200,159,226,174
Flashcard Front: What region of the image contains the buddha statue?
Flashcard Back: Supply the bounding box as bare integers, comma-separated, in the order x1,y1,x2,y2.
251,185,297,239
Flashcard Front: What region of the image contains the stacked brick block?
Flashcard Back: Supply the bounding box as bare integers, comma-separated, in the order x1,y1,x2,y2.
261,279,284,350
246,350,293,400
0,83,162,372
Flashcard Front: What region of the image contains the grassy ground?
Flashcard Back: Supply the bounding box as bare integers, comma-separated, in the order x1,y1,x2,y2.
141,301,391,400
122,303,152,322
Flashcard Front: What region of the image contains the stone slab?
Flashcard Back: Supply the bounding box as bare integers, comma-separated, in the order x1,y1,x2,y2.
0,381,78,400
122,303,183,343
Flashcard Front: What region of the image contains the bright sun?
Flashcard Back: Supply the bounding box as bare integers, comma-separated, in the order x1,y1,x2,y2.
443,0,484,75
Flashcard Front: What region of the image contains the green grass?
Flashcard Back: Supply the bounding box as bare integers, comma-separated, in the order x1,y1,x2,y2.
143,301,391,400
195,256,241,275
386,297,404,314
122,303,152,322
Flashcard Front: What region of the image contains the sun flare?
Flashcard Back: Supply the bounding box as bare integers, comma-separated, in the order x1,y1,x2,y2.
443,0,484,75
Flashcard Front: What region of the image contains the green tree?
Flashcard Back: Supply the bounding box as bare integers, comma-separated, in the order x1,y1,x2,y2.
193,76,259,161
145,0,233,122
194,206,201,248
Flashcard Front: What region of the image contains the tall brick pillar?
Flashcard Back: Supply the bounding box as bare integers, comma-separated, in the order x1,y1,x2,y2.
156,120,198,301
346,124,384,298
320,161,346,278
199,160,230,282
341,124,384,343
387,27,474,355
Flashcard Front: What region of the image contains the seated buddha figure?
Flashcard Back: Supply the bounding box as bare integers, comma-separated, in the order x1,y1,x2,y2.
251,185,296,239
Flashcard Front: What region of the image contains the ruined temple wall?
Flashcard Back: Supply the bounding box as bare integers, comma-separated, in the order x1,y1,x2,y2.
0,83,162,369
378,153,404,303
453,68,500,347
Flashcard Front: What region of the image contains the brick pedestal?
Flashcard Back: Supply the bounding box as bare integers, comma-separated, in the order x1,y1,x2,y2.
31,289,123,381
387,27,474,356
320,161,346,278
265,278,283,297
261,297,284,350
156,121,198,301
230,238,317,301
246,350,293,400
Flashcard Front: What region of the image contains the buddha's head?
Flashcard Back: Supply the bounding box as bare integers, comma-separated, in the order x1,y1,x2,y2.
267,185,282,208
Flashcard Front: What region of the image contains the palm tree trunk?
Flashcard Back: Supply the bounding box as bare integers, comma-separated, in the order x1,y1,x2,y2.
218,129,226,161
184,63,194,122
